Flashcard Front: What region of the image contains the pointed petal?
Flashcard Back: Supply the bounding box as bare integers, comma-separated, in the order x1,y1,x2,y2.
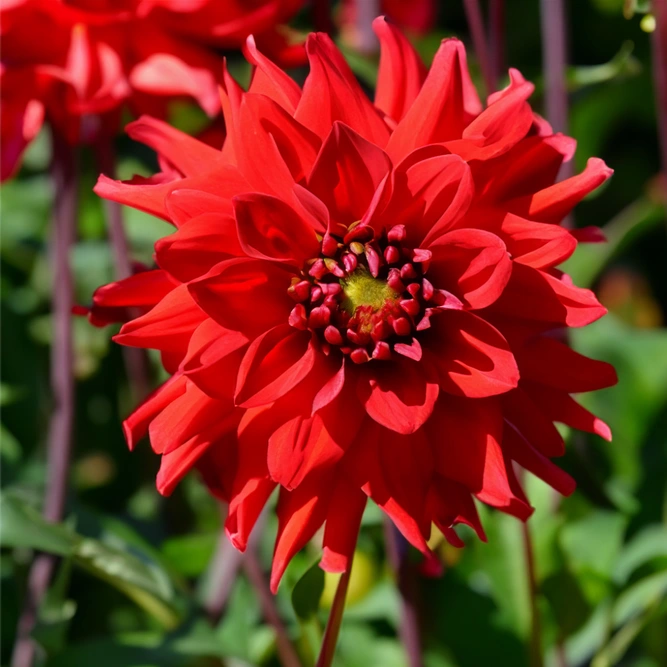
356,356,439,434
373,16,427,122
428,229,512,309
188,258,293,337
386,38,481,162
295,33,390,146
233,193,320,266
235,325,315,408
426,311,519,398
308,122,391,229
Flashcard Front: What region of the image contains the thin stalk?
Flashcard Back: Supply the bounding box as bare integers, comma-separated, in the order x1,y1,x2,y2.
384,520,423,667
203,506,300,667
463,0,494,97
652,0,667,181
316,566,352,667
354,0,381,54
11,135,78,667
243,553,302,667
202,523,245,624
540,0,569,134
489,0,505,89
521,520,544,667
95,139,151,401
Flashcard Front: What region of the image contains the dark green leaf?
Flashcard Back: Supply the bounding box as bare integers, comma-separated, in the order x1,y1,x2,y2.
291,560,326,621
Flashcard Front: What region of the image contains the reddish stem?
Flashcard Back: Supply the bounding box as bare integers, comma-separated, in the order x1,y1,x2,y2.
95,140,151,401
243,554,302,667
204,506,300,667
384,520,423,667
489,0,505,89
540,0,569,134
463,0,495,96
316,566,352,667
11,135,78,667
652,0,667,180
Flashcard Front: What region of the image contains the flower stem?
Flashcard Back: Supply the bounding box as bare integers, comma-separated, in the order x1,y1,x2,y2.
316,565,352,667
11,134,78,667
203,505,300,667
384,520,423,667
243,553,302,667
652,0,667,181
521,519,544,667
488,0,505,89
463,0,494,96
95,139,151,401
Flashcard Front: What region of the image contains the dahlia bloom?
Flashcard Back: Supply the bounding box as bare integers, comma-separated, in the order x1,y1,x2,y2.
0,0,305,180
89,19,617,591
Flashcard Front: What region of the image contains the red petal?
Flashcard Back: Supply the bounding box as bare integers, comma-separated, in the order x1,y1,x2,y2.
123,374,187,450
345,420,432,552
295,33,390,146
233,193,320,266
235,325,315,408
245,35,302,113
240,93,320,184
428,396,532,519
428,229,512,309
502,387,565,457
428,476,486,541
524,381,612,441
356,356,439,434
516,336,618,392
372,152,473,247
321,476,367,573
155,212,243,281
149,380,234,455
373,16,427,123
165,189,233,227
426,311,519,397
181,319,248,399
188,258,293,337
308,122,391,229
387,38,481,162
500,213,577,269
114,284,206,354
271,472,334,592
489,263,607,328
504,425,576,496
444,69,534,161
525,158,613,223
126,115,225,176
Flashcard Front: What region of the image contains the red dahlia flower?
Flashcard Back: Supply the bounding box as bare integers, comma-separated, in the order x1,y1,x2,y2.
0,0,305,180
88,19,617,591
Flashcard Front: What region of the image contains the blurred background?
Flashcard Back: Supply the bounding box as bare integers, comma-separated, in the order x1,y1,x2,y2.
1,1,666,666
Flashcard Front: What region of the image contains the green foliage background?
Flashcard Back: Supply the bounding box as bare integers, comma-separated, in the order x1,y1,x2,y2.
1,1,666,665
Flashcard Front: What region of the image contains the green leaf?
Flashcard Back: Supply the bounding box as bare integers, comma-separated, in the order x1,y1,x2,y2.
614,525,667,584
0,493,183,628
0,494,77,556
291,560,326,621
612,571,667,627
560,511,628,580
542,568,592,637
161,533,217,577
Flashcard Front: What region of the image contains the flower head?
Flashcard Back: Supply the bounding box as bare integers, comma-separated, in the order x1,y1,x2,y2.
89,19,617,591
0,0,305,180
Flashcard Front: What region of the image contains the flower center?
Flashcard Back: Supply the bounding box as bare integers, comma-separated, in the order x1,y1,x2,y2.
287,221,452,363
340,270,399,317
